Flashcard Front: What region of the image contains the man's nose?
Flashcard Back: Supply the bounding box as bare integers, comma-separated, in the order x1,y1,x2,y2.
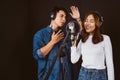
63,17,66,21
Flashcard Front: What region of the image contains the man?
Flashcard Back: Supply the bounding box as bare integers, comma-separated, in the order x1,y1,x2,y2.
33,6,71,80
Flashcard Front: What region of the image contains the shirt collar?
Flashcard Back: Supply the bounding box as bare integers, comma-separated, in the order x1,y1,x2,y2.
46,25,54,34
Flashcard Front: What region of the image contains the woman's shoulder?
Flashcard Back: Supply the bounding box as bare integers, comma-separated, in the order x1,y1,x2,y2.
102,34,110,37
102,34,111,41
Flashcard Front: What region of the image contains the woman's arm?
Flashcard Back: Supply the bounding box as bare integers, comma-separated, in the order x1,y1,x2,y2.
70,6,83,31
71,39,82,63
104,35,114,80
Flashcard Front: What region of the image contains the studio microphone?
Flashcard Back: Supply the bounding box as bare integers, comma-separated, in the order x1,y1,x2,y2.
66,20,80,41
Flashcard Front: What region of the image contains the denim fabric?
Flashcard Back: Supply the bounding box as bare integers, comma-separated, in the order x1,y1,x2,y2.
78,66,107,80
33,26,71,80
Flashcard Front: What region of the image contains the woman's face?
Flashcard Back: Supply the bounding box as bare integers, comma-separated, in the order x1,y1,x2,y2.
84,14,96,35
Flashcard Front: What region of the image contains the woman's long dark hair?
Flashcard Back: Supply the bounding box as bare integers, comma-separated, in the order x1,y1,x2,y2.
82,11,103,44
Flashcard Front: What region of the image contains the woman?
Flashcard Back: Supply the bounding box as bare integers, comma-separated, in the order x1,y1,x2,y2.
70,6,114,80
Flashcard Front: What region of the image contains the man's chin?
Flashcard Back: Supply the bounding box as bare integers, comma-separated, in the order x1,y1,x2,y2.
58,25,63,27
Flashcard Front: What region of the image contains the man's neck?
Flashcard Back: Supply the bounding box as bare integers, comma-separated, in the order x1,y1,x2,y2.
50,22,59,31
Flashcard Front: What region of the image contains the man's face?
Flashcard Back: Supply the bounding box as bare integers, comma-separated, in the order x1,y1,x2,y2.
54,10,66,28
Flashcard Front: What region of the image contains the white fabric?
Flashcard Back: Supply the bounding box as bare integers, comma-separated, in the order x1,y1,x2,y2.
71,35,114,80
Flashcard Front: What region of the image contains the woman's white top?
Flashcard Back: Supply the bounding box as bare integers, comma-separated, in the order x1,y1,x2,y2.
71,35,114,80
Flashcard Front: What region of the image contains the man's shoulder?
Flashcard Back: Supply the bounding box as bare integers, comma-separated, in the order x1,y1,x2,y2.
35,26,49,34
33,27,49,38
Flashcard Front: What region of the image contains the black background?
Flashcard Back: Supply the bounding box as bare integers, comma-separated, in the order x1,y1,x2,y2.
0,0,120,80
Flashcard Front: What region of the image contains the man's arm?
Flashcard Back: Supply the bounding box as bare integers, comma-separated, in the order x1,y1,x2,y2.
40,30,64,56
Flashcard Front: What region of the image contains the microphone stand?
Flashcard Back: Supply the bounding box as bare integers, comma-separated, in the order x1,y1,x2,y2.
44,30,71,80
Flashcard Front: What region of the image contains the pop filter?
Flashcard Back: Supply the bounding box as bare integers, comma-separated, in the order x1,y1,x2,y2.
66,20,80,41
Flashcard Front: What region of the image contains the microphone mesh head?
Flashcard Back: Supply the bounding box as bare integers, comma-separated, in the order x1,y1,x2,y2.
66,20,80,41
66,20,80,34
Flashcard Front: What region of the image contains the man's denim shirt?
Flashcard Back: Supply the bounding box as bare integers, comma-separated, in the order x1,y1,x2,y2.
33,26,71,80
